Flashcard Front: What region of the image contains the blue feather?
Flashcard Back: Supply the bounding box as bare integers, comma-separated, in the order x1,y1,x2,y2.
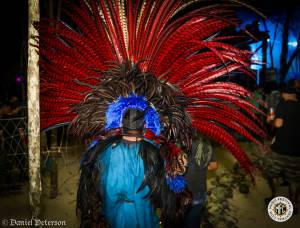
79,140,99,167
166,175,187,193
105,93,161,135
88,139,99,149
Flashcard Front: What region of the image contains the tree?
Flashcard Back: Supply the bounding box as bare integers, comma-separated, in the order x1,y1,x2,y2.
27,0,41,219
279,8,300,82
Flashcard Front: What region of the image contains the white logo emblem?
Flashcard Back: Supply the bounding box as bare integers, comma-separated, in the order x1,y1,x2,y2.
268,196,293,222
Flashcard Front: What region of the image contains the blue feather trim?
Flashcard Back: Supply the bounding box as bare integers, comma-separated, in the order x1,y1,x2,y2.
105,93,161,135
79,140,99,167
166,175,187,193
88,139,99,150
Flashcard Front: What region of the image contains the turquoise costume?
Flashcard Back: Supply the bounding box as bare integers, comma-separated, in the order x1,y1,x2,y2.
97,140,159,228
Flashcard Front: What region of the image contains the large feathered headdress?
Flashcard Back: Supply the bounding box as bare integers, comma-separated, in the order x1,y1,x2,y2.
36,0,267,177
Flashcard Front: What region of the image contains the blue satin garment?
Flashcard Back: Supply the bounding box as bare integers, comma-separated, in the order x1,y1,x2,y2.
96,140,160,228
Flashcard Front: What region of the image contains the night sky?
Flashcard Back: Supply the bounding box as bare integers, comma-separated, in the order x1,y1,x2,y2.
0,0,299,102
0,0,27,101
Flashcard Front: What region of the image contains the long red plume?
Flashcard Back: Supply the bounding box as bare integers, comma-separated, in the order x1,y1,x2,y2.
37,0,267,174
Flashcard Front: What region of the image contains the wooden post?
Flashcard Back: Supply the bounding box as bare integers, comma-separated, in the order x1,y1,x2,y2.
28,0,41,219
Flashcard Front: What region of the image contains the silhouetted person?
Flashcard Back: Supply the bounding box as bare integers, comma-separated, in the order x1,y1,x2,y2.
265,85,300,213
184,135,218,227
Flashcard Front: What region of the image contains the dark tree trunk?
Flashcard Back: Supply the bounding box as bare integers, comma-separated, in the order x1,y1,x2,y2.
285,35,300,74
269,22,279,68
279,9,292,82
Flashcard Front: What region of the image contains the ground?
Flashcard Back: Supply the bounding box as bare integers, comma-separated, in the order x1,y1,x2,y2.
212,143,300,228
0,141,300,228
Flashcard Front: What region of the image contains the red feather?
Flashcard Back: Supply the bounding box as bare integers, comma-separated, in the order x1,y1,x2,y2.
37,0,267,177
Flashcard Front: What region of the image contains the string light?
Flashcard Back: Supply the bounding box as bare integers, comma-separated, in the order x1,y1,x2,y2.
288,41,298,47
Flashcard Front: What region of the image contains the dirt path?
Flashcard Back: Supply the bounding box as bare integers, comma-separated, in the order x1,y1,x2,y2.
1,142,300,228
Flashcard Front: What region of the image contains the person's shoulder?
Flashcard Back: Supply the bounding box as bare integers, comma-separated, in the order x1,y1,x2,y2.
81,136,121,166
283,100,300,113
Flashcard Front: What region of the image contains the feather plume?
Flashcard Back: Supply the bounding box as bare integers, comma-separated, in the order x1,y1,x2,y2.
37,0,267,175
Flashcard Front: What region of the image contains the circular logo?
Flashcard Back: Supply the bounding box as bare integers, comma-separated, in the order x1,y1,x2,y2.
268,196,293,222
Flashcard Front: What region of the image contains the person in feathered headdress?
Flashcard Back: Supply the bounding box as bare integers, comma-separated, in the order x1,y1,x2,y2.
36,0,267,227
74,63,192,227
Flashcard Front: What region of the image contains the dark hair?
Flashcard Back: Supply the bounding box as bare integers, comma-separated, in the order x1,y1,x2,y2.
122,108,145,131
76,137,119,228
